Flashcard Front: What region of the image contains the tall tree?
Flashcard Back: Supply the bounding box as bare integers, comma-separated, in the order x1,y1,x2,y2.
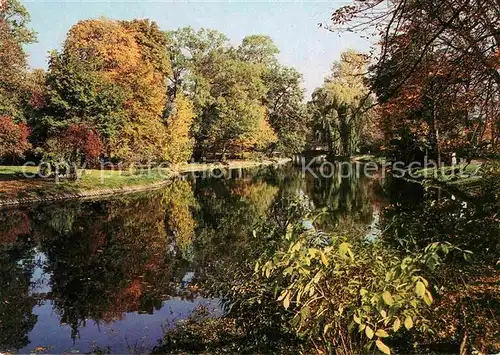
263,64,309,155
237,35,279,66
43,18,171,163
0,0,36,121
165,28,278,159
309,50,374,156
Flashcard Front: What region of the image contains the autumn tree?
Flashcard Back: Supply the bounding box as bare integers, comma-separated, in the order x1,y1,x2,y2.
165,28,277,159
44,123,102,178
0,0,36,121
43,18,170,163
0,115,31,161
164,94,195,164
330,0,500,161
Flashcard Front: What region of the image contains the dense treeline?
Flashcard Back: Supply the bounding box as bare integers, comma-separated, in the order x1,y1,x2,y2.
1,0,498,167
0,0,309,166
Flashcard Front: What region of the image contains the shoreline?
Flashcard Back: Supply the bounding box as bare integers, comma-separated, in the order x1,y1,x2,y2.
0,158,291,208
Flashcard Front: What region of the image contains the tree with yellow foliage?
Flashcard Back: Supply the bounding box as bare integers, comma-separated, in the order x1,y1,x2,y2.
165,94,195,164
44,18,170,163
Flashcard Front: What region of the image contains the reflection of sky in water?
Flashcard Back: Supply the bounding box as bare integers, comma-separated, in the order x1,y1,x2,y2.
20,298,220,354
2,165,386,353
24,255,217,354
29,250,51,295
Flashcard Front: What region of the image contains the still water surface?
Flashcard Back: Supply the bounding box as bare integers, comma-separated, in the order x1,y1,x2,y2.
1,164,494,353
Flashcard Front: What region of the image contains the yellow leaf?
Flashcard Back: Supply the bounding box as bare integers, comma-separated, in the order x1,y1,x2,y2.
365,325,374,339
393,318,401,332
375,329,389,338
320,251,329,267
404,316,413,330
376,339,391,354
415,281,425,297
423,290,433,306
338,242,351,258
382,291,394,306
278,290,288,302
283,292,290,309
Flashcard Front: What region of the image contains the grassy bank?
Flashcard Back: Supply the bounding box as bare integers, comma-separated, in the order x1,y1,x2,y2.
407,159,500,203
413,161,483,186
0,158,290,206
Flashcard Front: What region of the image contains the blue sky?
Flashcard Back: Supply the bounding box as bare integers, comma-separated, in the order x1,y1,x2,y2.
23,0,370,98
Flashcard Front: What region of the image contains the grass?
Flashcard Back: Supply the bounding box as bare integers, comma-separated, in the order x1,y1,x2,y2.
352,154,387,165
0,165,38,180
0,165,171,201
414,162,483,186
0,158,290,203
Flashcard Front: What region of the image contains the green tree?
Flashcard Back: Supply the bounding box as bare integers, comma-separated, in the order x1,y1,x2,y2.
237,34,279,66
40,51,128,150
309,50,374,156
165,28,277,159
0,0,36,120
264,65,309,154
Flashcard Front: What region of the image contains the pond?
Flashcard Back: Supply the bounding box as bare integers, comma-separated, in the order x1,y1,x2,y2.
0,164,498,353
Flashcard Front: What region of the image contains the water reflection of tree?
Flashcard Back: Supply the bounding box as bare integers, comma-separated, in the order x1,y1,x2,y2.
192,176,279,280
0,210,38,352
34,192,177,339
163,180,199,261
272,164,383,238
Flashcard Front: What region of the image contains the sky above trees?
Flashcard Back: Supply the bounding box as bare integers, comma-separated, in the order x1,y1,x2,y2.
22,0,370,97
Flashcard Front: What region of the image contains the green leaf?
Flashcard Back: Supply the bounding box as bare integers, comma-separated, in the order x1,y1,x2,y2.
393,318,401,332
300,305,310,320
415,281,425,297
376,339,391,354
375,329,389,338
365,325,374,339
382,291,394,306
404,316,413,330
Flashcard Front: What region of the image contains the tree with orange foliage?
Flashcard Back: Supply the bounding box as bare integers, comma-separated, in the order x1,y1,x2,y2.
44,18,170,163
0,115,31,161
